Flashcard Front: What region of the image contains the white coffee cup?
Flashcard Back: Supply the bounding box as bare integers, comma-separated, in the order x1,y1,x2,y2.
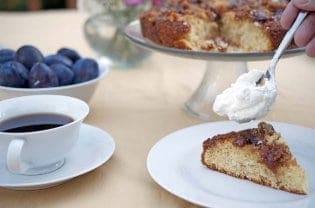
0,95,89,175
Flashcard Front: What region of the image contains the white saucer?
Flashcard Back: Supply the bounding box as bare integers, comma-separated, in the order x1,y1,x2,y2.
0,124,115,190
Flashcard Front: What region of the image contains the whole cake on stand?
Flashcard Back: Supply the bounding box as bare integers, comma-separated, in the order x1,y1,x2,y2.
125,0,304,120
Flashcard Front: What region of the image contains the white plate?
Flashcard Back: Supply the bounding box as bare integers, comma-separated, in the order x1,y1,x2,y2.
0,123,115,190
147,121,315,208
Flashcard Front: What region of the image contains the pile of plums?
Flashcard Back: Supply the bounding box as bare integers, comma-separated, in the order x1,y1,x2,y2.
0,45,99,88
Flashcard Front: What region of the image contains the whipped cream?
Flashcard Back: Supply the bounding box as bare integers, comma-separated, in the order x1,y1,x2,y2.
213,70,277,123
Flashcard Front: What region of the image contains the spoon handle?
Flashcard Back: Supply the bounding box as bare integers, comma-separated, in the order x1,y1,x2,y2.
269,11,309,75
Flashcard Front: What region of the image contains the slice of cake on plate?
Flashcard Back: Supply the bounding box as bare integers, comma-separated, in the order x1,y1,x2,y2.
201,122,308,194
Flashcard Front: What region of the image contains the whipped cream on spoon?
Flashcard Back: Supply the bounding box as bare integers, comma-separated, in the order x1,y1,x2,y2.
213,11,309,123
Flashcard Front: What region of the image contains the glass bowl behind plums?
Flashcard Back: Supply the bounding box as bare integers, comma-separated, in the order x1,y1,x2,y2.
0,61,109,103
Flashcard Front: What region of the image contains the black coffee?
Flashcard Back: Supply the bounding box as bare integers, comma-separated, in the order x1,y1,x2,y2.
0,113,74,133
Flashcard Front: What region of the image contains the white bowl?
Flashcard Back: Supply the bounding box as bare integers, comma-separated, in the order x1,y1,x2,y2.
0,61,109,103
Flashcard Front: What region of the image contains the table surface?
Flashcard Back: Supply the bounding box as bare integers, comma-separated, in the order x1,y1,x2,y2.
0,10,315,208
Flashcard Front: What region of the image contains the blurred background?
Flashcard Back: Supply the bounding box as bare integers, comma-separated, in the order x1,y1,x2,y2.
0,0,77,11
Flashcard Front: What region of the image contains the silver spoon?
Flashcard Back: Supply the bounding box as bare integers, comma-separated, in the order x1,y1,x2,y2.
258,11,309,84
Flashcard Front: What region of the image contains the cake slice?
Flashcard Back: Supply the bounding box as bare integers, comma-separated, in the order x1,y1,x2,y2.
201,122,308,194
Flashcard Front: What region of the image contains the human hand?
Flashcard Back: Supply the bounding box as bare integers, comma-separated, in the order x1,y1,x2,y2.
281,0,315,57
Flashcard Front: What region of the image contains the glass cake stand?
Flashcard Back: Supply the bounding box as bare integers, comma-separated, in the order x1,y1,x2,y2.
124,20,305,120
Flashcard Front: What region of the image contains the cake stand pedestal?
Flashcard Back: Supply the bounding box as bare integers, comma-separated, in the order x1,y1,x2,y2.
125,20,304,121
184,61,247,120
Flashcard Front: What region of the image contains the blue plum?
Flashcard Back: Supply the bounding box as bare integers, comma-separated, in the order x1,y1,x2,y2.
57,48,81,62
0,61,29,87
29,63,59,88
15,45,44,69
44,54,73,67
50,64,74,86
0,49,15,64
72,58,99,84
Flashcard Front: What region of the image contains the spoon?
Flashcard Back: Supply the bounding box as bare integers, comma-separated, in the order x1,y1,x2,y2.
258,11,309,84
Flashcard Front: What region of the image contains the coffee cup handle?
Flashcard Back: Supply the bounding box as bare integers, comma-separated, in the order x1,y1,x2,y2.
7,139,25,174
